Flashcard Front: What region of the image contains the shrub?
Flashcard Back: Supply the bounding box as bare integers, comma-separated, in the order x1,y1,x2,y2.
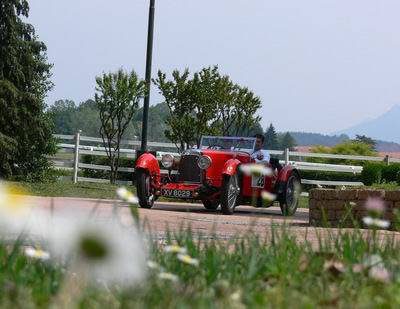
299,170,361,191
307,141,377,166
81,155,135,182
361,162,383,186
370,182,399,190
382,163,400,183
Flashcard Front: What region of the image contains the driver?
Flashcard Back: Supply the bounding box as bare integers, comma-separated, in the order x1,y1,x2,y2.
251,134,270,163
251,134,282,172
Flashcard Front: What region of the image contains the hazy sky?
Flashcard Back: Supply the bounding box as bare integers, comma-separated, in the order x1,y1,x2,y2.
28,0,400,134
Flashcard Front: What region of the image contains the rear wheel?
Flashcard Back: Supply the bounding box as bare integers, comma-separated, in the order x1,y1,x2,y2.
279,174,301,216
221,174,240,215
136,169,154,209
202,200,220,210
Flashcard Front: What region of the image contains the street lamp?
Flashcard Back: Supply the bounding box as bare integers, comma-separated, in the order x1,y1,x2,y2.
140,0,155,152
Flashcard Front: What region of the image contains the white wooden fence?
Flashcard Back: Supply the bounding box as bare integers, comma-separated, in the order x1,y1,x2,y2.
51,132,400,187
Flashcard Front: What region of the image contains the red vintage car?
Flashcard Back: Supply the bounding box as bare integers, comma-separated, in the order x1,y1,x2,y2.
135,136,301,216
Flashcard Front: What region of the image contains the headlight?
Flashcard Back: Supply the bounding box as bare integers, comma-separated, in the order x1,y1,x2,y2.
161,154,174,168
197,155,212,169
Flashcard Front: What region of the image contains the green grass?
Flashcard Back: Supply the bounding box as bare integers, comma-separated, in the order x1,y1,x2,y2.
1,226,400,308
298,196,308,208
370,182,400,190
11,179,310,208
10,181,124,200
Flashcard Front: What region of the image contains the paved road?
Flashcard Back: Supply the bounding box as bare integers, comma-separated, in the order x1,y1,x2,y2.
26,196,398,246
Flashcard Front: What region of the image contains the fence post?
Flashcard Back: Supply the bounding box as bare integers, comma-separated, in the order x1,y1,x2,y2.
384,155,390,166
73,130,81,184
284,148,290,166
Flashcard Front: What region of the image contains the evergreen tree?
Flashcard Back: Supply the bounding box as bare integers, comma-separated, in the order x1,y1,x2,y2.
354,134,376,150
279,132,297,150
263,123,279,150
0,0,56,180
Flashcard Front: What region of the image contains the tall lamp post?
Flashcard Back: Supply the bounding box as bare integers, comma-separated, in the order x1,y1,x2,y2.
141,0,155,151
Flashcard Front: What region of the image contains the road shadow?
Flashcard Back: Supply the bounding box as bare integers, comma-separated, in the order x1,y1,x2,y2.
152,203,308,221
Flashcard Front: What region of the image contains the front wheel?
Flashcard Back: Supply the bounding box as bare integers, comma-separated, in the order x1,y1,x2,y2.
202,200,220,210
279,174,301,216
220,174,240,215
136,169,154,208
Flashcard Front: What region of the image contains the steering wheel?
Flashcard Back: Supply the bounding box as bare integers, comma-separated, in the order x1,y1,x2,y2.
208,145,224,150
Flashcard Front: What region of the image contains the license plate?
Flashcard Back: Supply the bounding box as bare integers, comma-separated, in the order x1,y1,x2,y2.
251,175,265,188
161,189,193,198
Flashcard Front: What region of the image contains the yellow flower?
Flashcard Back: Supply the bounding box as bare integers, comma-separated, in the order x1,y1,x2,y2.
0,182,29,216
164,245,187,254
177,254,199,266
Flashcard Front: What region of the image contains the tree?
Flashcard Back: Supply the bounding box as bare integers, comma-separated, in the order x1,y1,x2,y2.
230,86,262,136
229,121,263,137
134,102,170,142
47,99,76,134
95,69,146,183
0,0,56,180
71,99,103,137
279,132,296,150
264,123,280,150
154,69,195,150
354,134,376,150
154,66,263,150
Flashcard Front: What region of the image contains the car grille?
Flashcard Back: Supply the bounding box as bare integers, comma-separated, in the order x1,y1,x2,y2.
177,155,202,183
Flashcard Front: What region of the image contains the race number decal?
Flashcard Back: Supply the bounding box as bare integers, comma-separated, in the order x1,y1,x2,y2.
251,175,265,188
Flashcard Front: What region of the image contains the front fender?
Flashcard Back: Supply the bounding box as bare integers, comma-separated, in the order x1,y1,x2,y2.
275,166,300,194
222,159,241,176
135,153,160,176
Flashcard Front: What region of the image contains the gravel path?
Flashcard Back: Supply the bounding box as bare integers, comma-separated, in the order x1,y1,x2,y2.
26,196,400,247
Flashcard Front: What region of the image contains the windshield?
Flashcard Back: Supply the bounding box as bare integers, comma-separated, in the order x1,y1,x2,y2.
200,136,256,153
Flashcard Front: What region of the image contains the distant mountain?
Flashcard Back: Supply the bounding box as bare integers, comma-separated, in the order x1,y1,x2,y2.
287,131,400,152
335,105,400,144
288,132,350,146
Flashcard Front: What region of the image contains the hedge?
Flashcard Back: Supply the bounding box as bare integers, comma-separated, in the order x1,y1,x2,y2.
80,155,135,181
299,170,362,191
360,162,400,186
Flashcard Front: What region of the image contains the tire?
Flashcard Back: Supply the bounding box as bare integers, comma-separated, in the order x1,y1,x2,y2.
202,200,220,210
279,174,301,216
136,169,154,209
220,174,240,215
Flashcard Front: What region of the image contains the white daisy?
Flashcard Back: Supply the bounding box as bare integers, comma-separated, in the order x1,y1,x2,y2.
116,187,138,204
147,260,160,270
261,191,277,202
177,254,199,266
24,247,50,260
369,265,391,283
158,272,179,282
42,211,147,287
239,164,273,177
164,245,187,254
362,217,390,229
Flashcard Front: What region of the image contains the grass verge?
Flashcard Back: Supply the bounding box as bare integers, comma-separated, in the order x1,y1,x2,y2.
10,181,124,200
11,180,310,208
1,225,400,308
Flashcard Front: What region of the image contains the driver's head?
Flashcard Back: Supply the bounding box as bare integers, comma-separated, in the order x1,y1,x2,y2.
254,134,264,151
